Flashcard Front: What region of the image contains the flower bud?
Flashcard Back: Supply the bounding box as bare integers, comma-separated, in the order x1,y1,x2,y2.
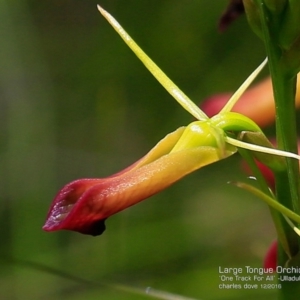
279,1,300,51
243,0,263,39
264,0,287,13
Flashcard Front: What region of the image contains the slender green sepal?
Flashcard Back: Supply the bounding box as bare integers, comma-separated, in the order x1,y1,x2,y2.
97,5,208,121
220,58,268,114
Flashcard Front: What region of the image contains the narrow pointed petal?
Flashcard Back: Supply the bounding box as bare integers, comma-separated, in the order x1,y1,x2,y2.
43,130,235,235
219,58,268,114
202,74,300,127
202,77,276,127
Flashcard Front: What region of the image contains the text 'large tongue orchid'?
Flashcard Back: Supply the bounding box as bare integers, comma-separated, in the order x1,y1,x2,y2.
43,6,300,236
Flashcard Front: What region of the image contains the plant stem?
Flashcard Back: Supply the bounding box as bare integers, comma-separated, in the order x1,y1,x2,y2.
255,1,300,299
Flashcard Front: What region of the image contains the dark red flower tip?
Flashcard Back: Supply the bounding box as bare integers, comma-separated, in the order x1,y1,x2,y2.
43,179,108,236
264,240,277,271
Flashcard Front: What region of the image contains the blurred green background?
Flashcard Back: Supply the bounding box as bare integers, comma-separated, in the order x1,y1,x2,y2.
0,1,278,299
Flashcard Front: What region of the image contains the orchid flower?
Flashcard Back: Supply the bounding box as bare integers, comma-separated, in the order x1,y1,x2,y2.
43,6,300,236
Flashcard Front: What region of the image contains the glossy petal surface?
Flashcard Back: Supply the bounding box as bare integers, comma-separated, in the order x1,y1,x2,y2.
43,128,235,235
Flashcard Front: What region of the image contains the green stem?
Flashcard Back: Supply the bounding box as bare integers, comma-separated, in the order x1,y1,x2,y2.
257,1,300,216
255,1,300,299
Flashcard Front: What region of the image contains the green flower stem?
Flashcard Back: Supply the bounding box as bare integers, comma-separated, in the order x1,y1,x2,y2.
255,1,300,299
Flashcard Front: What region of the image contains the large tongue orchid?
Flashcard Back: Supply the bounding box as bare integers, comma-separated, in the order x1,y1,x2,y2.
43,6,300,237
